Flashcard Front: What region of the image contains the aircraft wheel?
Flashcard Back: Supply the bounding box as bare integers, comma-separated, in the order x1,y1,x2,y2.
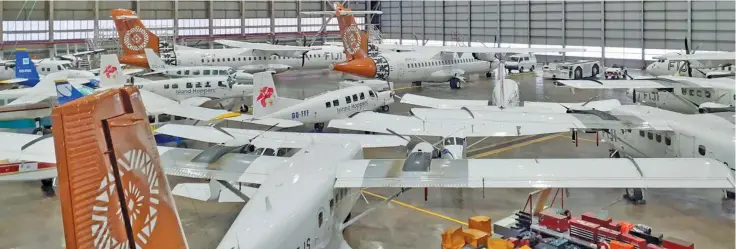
381,105,390,112
449,78,459,89
240,104,249,113
314,123,325,131
725,190,735,200
592,64,600,78
624,188,646,205
574,67,583,79
530,65,535,72
486,72,493,78
519,67,524,73
41,179,55,197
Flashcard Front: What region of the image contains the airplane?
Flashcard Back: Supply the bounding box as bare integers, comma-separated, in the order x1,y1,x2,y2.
142,48,255,82
645,40,735,78
111,8,347,71
19,85,733,249
240,71,395,131
306,3,585,89
554,75,735,114
0,49,98,88
0,49,103,82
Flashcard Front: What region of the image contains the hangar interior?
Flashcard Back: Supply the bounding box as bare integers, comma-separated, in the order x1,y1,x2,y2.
0,1,734,249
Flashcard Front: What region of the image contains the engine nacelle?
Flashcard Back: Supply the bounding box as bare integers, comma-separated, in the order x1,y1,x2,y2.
472,52,496,62
238,64,291,74
699,102,735,113
232,71,254,82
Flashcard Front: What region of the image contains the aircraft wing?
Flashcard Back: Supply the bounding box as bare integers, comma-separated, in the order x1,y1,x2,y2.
5,92,54,106
556,76,736,91
400,94,622,112
655,52,736,63
335,158,735,188
154,124,409,148
376,44,585,54
327,112,570,137
89,67,145,76
399,94,492,109
70,49,106,57
0,78,28,85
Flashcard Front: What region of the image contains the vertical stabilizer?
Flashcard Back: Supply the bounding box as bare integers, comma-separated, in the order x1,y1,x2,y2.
14,49,40,86
144,48,168,71
253,71,281,117
52,86,188,249
99,54,126,87
54,80,84,105
335,3,369,60
110,9,160,68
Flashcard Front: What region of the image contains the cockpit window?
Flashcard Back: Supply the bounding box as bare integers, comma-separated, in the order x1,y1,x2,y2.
57,65,64,71
263,148,275,156
277,148,287,157
253,148,264,155
455,137,465,145
62,63,72,69
444,138,455,145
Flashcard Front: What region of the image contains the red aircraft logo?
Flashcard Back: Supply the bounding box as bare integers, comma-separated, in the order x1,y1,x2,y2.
257,86,275,107
103,65,118,79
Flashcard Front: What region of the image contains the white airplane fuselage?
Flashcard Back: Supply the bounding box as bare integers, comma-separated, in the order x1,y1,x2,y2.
0,60,94,80
153,66,254,82
262,86,394,124
171,47,347,73
216,142,363,249
130,76,252,102
627,87,735,114
603,106,735,171
373,51,493,83
646,57,734,78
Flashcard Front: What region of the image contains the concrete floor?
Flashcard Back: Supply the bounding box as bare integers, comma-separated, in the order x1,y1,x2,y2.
0,69,733,249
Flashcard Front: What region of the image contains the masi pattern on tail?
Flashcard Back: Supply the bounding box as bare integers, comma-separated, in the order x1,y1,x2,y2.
52,86,187,249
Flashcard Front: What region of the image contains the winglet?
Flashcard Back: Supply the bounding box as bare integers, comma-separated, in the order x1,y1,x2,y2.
54,79,84,105
52,86,188,249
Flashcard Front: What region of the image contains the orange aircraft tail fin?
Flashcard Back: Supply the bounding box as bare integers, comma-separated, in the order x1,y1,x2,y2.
52,87,188,249
334,3,369,60
111,9,160,68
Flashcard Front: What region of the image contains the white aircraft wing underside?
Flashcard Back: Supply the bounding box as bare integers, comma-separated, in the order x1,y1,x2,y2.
154,124,408,148
159,151,288,184
335,158,735,188
400,94,622,112
377,44,586,54
557,76,736,91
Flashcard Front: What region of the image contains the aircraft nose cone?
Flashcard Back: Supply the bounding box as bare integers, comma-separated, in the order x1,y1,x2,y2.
332,58,377,78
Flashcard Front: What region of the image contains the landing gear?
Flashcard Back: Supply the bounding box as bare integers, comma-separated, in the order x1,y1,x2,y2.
449,78,461,89
412,81,422,87
486,72,493,78
530,65,535,72
41,178,55,197
380,105,390,112
623,188,646,205
314,123,325,132
239,104,249,113
724,190,735,200
519,67,525,73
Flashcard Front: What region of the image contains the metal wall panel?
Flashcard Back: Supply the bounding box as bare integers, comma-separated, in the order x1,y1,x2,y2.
4,0,47,20
140,1,175,19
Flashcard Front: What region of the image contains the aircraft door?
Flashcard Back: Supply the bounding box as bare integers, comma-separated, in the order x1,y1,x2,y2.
676,132,695,158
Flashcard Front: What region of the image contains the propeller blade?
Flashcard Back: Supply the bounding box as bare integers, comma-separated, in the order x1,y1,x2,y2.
301,51,309,67
248,122,281,143
581,95,600,107
385,128,410,142
632,89,637,103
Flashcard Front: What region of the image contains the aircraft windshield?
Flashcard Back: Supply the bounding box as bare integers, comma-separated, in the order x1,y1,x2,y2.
444,137,465,146
62,63,72,69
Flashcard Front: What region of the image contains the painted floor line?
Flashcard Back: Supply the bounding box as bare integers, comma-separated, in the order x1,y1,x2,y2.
361,190,468,226
470,133,565,159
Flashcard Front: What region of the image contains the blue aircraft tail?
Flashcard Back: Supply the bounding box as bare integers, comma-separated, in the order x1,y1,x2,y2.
55,80,85,105
14,50,40,86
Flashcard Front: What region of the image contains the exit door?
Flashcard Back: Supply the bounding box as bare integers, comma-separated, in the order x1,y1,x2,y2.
677,133,695,157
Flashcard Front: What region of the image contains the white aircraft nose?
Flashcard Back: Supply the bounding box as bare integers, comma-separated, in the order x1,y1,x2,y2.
645,63,656,76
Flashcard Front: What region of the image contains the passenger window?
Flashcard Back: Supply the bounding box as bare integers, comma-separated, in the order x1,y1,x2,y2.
318,212,323,227
626,129,632,133
201,59,204,63
172,83,179,89
647,132,653,140
216,58,221,62
639,130,645,137
345,96,352,104
698,145,706,156
360,92,365,100
193,71,200,76
352,94,358,102
326,102,331,108
705,91,711,98
218,81,226,87
369,90,375,97
696,90,702,97
333,100,339,106
158,114,171,122
248,57,251,61
655,133,662,143
164,84,169,89
689,89,694,96
665,136,671,146
184,70,190,75
203,70,211,75
148,115,155,123
177,70,182,75
186,82,193,88
195,82,202,88
681,88,687,95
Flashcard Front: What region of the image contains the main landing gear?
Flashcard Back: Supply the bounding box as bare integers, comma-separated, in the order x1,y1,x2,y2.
449,78,462,89
314,123,325,133
379,105,390,112
41,178,55,197
611,150,646,205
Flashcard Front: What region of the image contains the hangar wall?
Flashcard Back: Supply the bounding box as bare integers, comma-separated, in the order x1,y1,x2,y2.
0,0,370,59
380,0,736,69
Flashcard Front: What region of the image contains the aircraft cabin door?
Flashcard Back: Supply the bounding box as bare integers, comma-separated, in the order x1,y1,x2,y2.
676,132,695,158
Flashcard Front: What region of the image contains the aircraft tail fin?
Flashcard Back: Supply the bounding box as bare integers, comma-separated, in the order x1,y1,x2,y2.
335,3,369,60
54,80,84,105
111,9,160,62
14,49,40,81
253,71,284,117
52,86,188,249
144,48,168,71
99,54,126,87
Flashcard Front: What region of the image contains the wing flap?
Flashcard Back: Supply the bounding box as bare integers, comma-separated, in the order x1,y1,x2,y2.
400,94,491,109
159,153,287,184
336,158,735,188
